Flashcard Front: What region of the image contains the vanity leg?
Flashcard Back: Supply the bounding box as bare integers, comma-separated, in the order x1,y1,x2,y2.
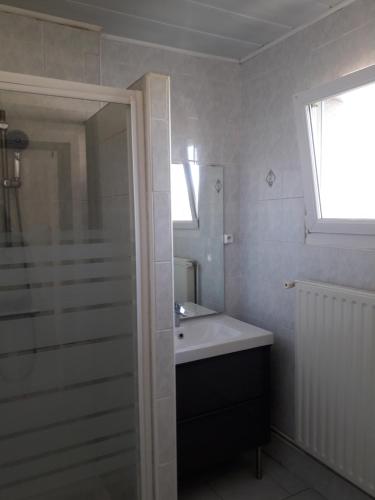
256,446,263,480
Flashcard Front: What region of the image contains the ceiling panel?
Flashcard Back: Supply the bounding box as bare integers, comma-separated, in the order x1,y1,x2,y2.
318,0,348,5
68,0,290,44
0,0,353,61
187,0,332,28
74,3,259,59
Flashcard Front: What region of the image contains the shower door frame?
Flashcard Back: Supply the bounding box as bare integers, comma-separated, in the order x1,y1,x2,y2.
0,70,153,500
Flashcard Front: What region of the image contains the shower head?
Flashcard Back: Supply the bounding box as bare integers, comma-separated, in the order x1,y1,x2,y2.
7,130,29,151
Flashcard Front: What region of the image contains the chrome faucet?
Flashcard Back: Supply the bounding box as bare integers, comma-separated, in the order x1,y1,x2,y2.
174,302,186,327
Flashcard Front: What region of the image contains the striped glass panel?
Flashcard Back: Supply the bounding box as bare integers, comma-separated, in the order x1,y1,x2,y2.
0,90,139,499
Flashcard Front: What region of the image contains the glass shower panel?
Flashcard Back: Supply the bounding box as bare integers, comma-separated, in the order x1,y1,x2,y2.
0,90,140,500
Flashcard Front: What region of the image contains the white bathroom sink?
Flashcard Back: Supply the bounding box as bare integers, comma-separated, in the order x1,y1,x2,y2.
175,314,273,364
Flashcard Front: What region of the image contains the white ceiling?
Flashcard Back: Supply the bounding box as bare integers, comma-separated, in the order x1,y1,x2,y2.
1,0,354,61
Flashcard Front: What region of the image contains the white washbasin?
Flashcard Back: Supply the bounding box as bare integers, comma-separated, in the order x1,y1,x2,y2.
175,314,273,364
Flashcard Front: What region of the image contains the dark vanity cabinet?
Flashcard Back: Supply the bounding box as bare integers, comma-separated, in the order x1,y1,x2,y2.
176,345,271,477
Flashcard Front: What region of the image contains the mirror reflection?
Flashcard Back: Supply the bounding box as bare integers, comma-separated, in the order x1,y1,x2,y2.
172,160,224,319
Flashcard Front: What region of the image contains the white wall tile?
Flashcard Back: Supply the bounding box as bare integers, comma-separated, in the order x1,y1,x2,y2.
150,77,169,120
282,169,304,199
155,396,177,465
155,262,174,331
0,11,43,75
155,330,175,399
43,22,100,83
151,119,171,192
157,460,178,500
84,53,100,85
153,192,172,262
100,61,140,89
258,199,283,242
282,198,305,244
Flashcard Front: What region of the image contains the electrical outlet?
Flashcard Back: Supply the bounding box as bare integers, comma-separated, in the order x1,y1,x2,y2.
223,234,234,244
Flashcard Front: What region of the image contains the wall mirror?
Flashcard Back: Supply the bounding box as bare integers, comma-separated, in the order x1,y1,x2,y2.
172,161,224,319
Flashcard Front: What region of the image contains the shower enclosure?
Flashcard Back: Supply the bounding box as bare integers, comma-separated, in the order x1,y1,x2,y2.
0,74,150,500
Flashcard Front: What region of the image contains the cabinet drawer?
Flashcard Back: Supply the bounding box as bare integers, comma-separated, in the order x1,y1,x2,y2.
177,397,269,476
176,346,270,421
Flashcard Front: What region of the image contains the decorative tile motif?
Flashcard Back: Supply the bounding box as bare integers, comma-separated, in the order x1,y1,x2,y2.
266,169,276,187
215,179,223,193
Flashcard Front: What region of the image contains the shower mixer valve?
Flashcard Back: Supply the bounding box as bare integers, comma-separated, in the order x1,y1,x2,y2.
1,151,22,189
0,112,28,190
2,177,22,188
2,152,22,188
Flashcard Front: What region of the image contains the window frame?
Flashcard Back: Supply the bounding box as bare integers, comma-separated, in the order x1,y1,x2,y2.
172,161,199,230
294,64,375,247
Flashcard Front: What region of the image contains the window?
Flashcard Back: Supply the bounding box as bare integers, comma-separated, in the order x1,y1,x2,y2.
295,65,375,248
171,162,199,229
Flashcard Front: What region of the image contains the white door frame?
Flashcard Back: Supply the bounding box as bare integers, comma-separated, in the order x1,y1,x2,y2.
0,70,153,500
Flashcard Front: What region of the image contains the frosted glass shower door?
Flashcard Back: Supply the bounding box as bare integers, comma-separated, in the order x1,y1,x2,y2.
0,87,142,500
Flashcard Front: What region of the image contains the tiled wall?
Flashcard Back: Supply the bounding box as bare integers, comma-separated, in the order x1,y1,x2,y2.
0,8,242,317
130,73,177,500
100,38,242,316
0,11,100,83
238,0,375,437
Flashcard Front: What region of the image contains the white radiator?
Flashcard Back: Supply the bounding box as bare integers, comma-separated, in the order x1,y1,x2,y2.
295,281,375,497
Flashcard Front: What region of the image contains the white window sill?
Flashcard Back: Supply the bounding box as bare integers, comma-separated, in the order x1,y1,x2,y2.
306,232,375,251
173,220,199,230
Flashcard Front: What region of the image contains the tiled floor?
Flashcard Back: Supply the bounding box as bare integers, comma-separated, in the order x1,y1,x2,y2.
178,453,327,500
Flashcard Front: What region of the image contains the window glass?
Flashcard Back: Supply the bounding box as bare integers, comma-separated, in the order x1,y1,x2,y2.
310,82,375,220
171,163,193,221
